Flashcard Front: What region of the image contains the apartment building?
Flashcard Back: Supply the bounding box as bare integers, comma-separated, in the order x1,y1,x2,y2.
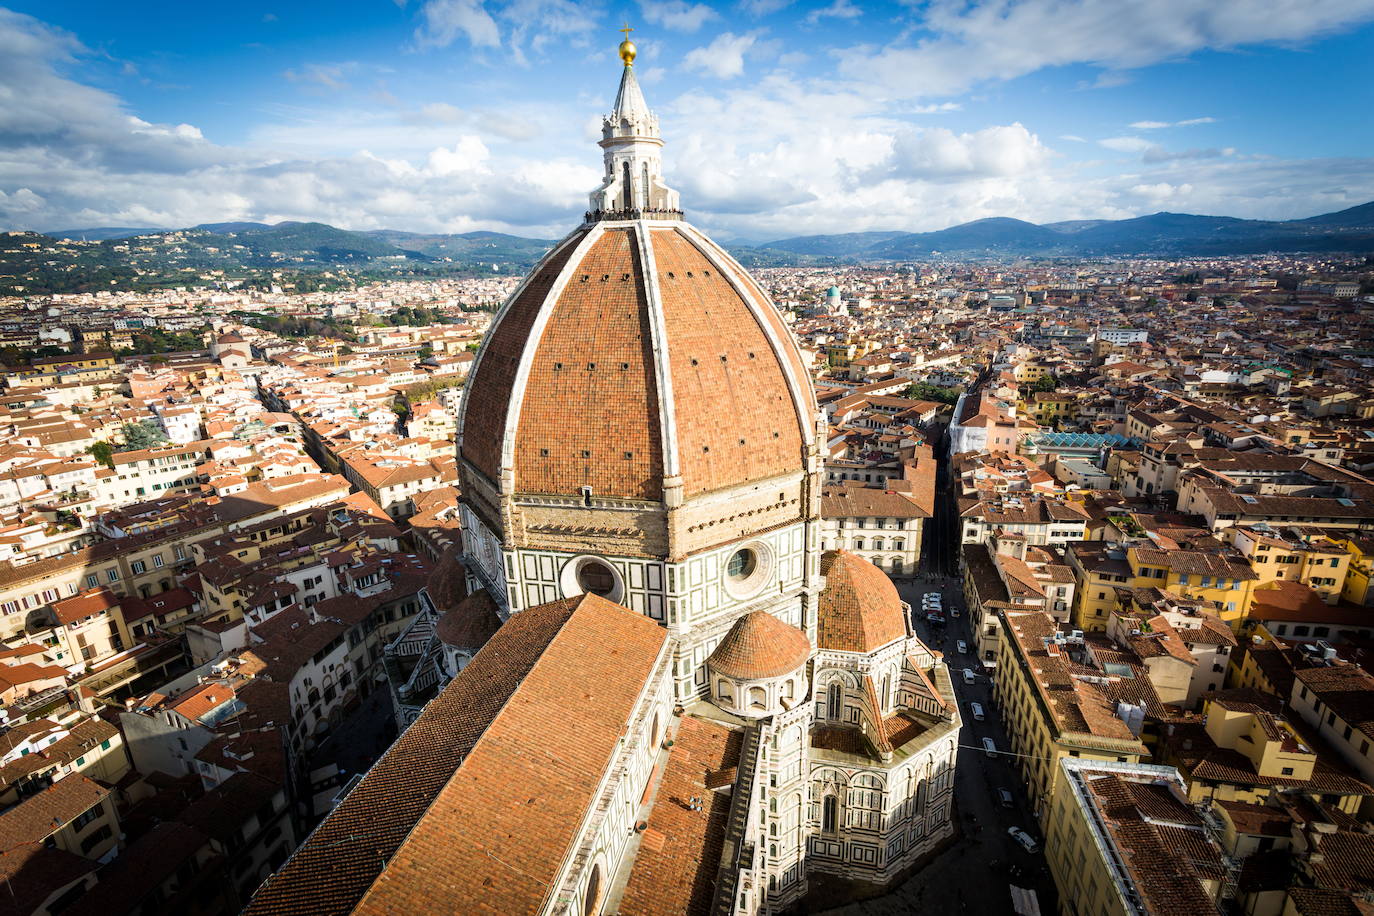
1046,758,1226,916
993,610,1150,816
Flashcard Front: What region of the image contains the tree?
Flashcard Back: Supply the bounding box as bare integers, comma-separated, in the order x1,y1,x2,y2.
1031,374,1058,392
117,420,170,451
904,382,961,406
417,344,435,360
87,441,115,468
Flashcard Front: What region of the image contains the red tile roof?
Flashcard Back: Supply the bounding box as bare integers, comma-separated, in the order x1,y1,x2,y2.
245,593,668,916
618,716,743,916
817,550,907,653
707,610,811,680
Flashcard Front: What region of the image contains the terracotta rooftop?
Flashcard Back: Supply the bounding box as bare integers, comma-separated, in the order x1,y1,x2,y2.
245,593,669,916
459,223,815,503
708,610,812,680
817,550,908,654
617,716,743,916
435,588,503,650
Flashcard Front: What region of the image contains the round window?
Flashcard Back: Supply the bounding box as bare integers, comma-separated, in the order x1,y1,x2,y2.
560,555,625,604
721,541,773,599
577,561,616,597
726,549,757,581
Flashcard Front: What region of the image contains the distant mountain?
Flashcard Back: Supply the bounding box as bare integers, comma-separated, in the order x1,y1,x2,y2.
48,227,165,241
762,231,907,257
9,200,1373,296
194,221,272,233
364,229,556,263
756,201,1374,259
867,217,1065,258
1042,219,1111,234
1296,201,1374,228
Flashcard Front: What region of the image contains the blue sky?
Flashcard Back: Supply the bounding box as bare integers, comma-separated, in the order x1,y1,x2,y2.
4,0,1374,241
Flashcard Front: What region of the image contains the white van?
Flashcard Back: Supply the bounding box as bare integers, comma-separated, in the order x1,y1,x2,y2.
957,640,968,654
982,737,998,757
962,668,976,685
969,702,985,721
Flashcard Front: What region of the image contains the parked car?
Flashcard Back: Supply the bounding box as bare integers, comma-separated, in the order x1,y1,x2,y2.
982,737,998,757
926,612,945,625
969,701,985,720
950,606,961,617
1008,826,1040,853
998,788,1015,808
963,668,976,684
957,640,968,654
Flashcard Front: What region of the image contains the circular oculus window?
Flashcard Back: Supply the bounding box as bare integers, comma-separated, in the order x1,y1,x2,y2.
722,542,773,599
560,555,625,604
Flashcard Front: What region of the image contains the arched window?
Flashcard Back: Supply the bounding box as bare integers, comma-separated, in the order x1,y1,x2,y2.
650,711,661,747
827,683,841,719
782,679,795,700
881,673,891,709
584,864,603,916
718,680,733,702
749,686,767,709
822,795,838,833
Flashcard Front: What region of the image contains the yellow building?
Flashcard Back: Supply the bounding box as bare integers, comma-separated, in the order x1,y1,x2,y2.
1332,534,1374,606
1024,391,1076,425
1229,525,1350,604
1066,542,1260,633
994,610,1148,817
1125,546,1258,629
1013,360,1056,384
1163,689,1371,815
1046,758,1225,916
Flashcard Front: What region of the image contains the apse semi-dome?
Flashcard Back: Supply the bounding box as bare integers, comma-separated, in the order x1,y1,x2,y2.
817,550,909,653
457,62,816,507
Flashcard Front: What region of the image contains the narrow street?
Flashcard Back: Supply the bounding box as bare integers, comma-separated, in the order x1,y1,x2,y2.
819,423,1056,915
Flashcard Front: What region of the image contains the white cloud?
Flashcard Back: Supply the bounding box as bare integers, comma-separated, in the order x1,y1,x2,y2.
806,0,862,25
740,0,793,15
414,0,499,48
838,0,1374,99
1099,136,1155,153
911,102,961,114
1130,116,1217,128
0,4,1371,243
283,62,357,90
1060,134,1086,142
885,123,1051,180
638,0,717,32
684,32,760,80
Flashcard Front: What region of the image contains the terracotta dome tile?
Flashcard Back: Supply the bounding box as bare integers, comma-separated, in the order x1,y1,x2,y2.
707,610,811,680
817,550,907,653
436,589,503,650
460,227,588,484
513,228,664,500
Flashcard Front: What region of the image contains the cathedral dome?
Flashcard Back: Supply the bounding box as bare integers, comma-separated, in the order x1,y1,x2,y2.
817,550,909,653
708,610,812,680
457,63,816,509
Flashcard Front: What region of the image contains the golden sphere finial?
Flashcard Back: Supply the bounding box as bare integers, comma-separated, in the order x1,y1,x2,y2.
618,23,636,66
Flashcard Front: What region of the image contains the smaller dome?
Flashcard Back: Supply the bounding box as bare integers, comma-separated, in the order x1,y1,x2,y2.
425,549,469,617
708,611,811,680
436,589,503,650
817,550,908,653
